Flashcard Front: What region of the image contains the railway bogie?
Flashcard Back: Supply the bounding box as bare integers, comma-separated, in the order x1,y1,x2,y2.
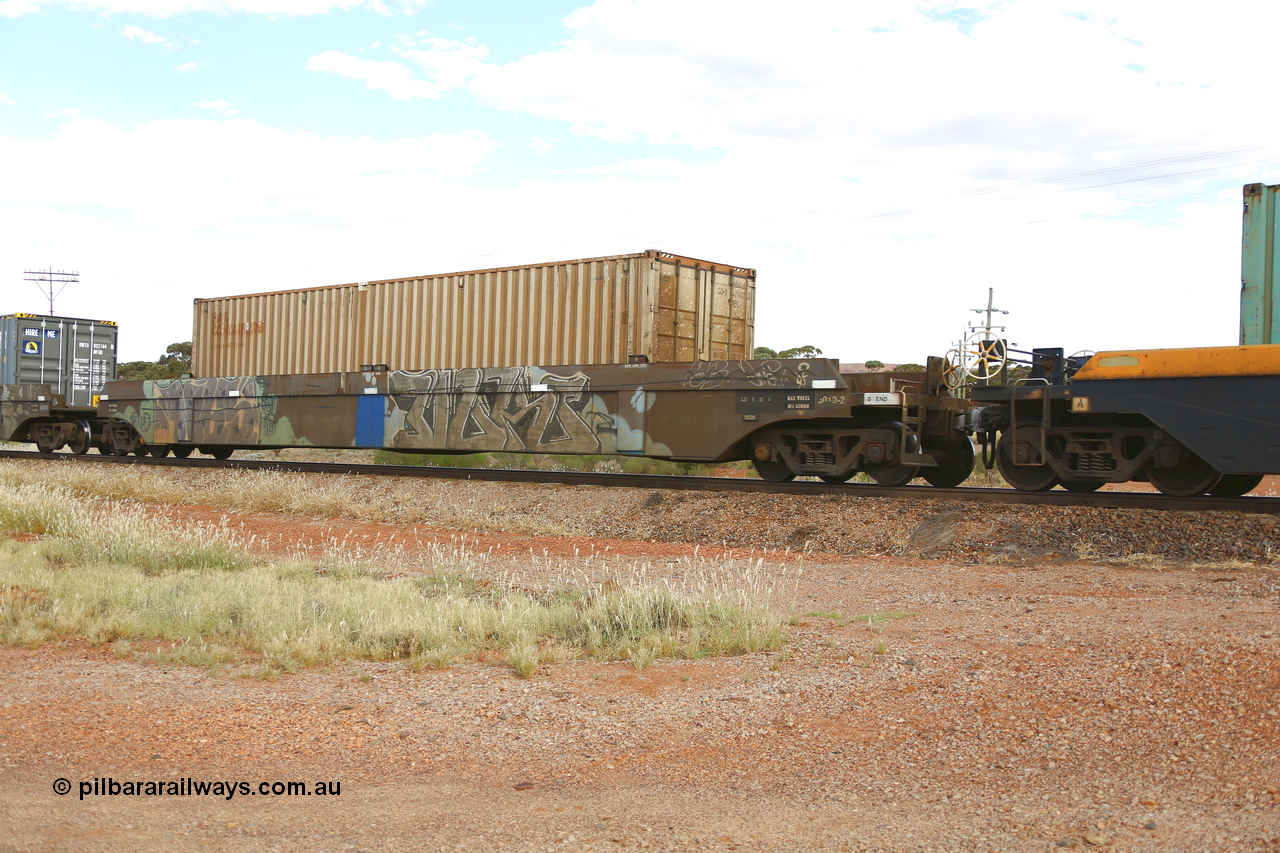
0,384,107,455
972,345,1280,497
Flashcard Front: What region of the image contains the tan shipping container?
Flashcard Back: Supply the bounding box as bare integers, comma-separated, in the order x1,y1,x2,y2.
192,250,755,377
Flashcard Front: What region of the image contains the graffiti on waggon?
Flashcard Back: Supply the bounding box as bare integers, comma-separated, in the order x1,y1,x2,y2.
138,376,263,445
683,359,813,391
388,367,612,454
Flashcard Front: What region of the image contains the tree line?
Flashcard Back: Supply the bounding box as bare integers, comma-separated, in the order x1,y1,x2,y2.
116,342,192,381
754,344,923,371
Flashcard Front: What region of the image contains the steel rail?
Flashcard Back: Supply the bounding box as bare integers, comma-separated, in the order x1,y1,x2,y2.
2,449,1278,514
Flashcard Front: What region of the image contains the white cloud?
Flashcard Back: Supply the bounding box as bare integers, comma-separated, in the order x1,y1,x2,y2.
194,100,237,116
0,94,14,106
457,0,1280,179
0,0,39,17
0,115,501,358
391,36,487,89
7,0,1280,365
572,158,698,179
2,0,426,16
46,108,81,118
120,24,163,43
307,37,487,100
121,24,172,48
306,51,447,100
175,61,202,73
8,109,1264,365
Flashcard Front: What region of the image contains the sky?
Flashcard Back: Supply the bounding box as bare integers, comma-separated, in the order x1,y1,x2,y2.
3,0,1280,364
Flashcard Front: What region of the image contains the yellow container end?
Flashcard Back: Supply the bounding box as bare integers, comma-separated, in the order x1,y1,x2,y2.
1073,344,1280,380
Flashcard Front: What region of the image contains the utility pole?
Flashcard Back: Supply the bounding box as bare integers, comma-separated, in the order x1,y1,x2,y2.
970,287,1008,338
24,268,78,316
959,288,1012,385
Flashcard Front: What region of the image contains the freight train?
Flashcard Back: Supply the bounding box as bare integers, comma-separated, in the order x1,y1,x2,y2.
9,178,1280,498
1,355,978,487
7,333,1280,496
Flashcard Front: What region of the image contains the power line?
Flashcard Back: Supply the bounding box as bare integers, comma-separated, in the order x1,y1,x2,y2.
24,268,78,315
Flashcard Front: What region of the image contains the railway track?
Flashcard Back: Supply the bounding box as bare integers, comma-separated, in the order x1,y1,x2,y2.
3,449,1278,514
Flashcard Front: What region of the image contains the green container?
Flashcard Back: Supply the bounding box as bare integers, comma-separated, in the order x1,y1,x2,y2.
1240,183,1280,344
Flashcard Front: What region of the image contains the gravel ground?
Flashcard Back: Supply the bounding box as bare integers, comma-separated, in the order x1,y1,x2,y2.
332,475,1280,564
1,471,1279,852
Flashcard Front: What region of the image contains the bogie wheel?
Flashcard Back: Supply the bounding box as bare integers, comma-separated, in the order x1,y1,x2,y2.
863,421,920,486
921,438,975,488
147,445,171,458
105,428,143,457
995,421,1058,491
170,446,194,459
753,457,796,483
864,462,919,486
818,472,854,484
1060,479,1104,493
34,433,57,454
1207,474,1263,498
67,421,92,455
204,447,235,461
1144,451,1221,497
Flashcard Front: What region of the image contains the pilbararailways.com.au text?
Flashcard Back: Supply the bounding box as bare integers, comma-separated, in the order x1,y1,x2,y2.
57,777,342,801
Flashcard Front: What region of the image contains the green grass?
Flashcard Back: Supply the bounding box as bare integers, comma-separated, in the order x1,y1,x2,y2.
805,610,846,624
0,482,791,675
964,461,1008,488
850,611,915,626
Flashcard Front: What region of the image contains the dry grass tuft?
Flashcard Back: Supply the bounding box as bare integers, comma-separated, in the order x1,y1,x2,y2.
0,480,792,675
0,461,578,537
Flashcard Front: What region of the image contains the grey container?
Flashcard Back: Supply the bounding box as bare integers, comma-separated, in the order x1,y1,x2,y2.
191,250,755,377
0,313,118,406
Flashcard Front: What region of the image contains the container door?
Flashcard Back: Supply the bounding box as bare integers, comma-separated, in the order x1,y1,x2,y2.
68,323,92,407
14,320,63,397
65,321,117,407
88,324,116,397
676,264,699,361
708,269,744,361
656,260,702,362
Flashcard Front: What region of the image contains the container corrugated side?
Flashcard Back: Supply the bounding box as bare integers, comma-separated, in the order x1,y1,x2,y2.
192,250,755,377
0,313,118,405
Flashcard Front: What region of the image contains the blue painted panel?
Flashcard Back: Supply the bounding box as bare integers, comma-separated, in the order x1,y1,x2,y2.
355,395,384,447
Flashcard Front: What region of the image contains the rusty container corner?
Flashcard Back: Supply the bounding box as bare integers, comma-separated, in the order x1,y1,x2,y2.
190,250,756,377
